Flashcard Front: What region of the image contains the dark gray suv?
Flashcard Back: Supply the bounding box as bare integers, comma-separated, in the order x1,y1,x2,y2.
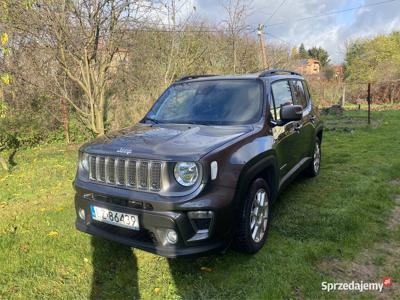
74,69,323,257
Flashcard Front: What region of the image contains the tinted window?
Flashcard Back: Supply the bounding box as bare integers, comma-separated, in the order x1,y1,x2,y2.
147,80,263,125
271,80,293,120
292,80,307,108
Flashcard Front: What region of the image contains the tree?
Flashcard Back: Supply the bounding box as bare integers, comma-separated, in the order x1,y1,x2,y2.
221,0,253,73
298,43,308,59
307,46,330,67
5,1,153,136
290,46,299,59
345,32,400,82
158,0,208,87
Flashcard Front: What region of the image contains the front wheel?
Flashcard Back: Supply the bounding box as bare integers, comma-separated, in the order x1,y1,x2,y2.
305,137,321,177
233,178,271,254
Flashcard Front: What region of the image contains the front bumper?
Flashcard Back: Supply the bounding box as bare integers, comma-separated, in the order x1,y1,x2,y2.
74,179,236,257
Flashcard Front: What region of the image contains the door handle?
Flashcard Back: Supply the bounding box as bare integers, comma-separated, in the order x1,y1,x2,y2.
294,123,302,132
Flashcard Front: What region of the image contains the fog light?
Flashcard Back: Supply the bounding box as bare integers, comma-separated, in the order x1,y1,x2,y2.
78,208,85,220
166,229,178,244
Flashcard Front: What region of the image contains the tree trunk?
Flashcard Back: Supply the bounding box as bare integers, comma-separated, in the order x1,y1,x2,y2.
233,39,237,74
60,98,70,143
390,84,394,105
341,85,346,107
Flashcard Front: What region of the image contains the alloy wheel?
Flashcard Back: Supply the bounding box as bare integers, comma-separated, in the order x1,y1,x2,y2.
250,188,269,243
313,142,321,173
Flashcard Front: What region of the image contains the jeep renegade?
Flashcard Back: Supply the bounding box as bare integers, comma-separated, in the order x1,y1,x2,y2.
74,69,323,257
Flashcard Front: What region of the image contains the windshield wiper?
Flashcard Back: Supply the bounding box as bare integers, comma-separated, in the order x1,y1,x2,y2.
144,116,160,124
177,121,211,125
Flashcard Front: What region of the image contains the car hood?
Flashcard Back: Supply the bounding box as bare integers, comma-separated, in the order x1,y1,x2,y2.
82,123,253,161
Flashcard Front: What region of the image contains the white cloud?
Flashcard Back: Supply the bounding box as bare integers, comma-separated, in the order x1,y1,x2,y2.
192,0,400,63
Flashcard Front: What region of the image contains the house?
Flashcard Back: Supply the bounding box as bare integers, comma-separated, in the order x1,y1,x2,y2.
295,59,320,75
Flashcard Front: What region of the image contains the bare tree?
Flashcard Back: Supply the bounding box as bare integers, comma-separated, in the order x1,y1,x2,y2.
159,0,206,87
221,0,252,74
5,0,154,136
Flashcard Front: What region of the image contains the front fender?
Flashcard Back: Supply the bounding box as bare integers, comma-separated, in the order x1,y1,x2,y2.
201,133,278,205
235,154,279,206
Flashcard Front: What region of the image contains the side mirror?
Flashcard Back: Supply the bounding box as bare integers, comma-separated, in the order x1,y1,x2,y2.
280,105,303,122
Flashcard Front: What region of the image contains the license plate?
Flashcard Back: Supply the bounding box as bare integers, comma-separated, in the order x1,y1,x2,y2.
90,205,139,230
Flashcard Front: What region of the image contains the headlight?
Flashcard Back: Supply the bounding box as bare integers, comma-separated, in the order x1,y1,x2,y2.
174,162,199,186
79,152,89,172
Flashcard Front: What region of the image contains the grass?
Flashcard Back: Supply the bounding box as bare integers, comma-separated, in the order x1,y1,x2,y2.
0,110,400,299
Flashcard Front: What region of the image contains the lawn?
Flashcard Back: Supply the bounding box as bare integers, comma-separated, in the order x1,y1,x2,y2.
0,110,399,299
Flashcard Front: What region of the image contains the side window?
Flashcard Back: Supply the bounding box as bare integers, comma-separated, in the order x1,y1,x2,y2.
271,80,293,120
292,80,308,108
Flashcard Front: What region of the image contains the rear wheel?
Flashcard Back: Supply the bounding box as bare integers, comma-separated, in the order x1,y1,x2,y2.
305,137,321,177
233,178,271,254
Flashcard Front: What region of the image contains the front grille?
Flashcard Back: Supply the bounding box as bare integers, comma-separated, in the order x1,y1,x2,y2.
88,155,163,192
107,157,115,183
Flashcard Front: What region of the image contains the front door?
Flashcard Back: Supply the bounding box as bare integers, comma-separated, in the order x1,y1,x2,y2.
269,80,303,179
290,80,315,159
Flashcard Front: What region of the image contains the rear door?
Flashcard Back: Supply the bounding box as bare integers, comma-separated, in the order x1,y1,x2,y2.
290,80,314,159
270,80,303,178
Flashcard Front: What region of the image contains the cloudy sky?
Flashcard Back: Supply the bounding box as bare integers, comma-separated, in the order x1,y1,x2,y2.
187,0,400,63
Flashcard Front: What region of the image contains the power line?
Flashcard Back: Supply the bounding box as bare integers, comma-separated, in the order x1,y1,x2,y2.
266,0,398,27
266,0,288,23
265,32,290,45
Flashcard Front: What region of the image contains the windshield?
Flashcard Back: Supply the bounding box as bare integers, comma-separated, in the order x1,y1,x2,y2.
146,79,263,125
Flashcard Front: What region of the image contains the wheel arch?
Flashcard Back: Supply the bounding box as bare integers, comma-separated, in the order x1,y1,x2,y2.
235,154,279,208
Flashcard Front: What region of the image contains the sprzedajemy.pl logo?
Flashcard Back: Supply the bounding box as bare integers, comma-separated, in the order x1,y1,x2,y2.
321,277,392,293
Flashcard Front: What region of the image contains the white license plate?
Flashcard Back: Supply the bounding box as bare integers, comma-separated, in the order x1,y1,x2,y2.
90,205,139,230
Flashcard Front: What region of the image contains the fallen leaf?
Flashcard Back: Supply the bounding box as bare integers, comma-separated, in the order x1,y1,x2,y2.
200,266,212,273
39,208,46,212
154,287,161,294
47,231,59,237
19,244,29,253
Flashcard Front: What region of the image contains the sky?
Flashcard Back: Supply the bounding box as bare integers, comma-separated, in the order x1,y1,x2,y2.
186,0,400,63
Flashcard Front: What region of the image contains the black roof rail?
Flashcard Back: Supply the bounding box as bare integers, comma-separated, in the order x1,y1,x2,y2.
258,69,301,77
177,74,218,81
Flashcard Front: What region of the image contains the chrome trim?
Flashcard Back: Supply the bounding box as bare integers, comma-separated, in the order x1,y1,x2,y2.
88,155,163,193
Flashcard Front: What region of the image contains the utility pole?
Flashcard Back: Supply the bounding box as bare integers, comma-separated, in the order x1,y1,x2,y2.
257,24,267,69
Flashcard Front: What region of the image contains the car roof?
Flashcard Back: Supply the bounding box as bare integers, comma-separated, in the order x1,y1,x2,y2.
175,70,304,83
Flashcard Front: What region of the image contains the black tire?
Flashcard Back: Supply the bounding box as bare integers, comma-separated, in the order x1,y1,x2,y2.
233,178,271,254
305,137,321,177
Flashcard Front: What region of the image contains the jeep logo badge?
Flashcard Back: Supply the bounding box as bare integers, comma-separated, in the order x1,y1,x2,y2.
116,147,132,155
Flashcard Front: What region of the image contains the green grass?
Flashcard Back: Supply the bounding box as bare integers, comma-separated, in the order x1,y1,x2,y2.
1,110,399,299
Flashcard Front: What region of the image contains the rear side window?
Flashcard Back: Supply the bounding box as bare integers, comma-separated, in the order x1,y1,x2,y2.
292,80,308,108
271,80,293,120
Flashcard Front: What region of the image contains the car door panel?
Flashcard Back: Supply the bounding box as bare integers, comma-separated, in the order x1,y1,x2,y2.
290,80,314,159
269,80,303,179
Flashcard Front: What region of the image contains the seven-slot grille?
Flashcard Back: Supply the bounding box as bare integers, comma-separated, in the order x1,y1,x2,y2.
88,155,163,192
